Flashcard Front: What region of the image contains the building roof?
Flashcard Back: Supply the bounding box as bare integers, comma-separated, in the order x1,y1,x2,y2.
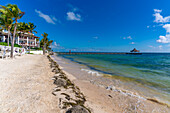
130,48,140,52
0,31,40,38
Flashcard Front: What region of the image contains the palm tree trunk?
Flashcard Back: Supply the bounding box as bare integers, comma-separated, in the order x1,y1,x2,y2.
7,27,10,46
11,21,17,58
29,36,32,53
43,44,45,55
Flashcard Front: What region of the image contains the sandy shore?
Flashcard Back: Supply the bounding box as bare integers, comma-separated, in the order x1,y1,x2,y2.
0,54,169,113
51,55,170,113
0,55,60,113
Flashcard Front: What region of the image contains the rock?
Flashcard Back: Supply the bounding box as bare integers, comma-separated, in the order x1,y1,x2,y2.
66,105,90,113
54,78,67,87
108,95,112,98
106,86,115,90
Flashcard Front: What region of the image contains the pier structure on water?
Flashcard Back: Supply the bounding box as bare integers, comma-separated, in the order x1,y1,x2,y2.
57,48,142,55
57,52,142,55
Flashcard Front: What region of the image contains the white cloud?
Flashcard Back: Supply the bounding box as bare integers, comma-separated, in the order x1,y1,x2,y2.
147,26,150,28
68,4,79,12
148,45,156,48
93,36,98,39
123,36,132,40
130,42,135,44
51,42,65,49
35,9,58,24
153,9,170,23
52,16,57,21
148,45,162,49
163,24,170,33
54,42,60,47
157,24,170,43
154,9,162,13
157,35,170,43
67,12,81,21
158,45,163,49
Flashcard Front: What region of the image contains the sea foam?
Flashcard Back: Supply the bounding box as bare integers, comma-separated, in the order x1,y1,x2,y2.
81,69,101,76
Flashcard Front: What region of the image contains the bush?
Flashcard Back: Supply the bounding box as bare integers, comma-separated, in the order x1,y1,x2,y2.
0,42,8,46
31,47,42,50
0,42,22,48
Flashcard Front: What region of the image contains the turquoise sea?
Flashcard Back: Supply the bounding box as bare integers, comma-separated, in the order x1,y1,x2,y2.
59,53,170,105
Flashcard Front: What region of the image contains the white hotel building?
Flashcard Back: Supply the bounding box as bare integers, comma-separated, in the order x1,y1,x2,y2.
0,31,40,48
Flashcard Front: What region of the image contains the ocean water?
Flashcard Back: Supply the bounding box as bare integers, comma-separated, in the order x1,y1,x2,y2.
58,53,170,104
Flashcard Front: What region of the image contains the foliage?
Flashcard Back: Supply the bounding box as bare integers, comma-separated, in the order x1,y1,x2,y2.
28,22,37,34
0,42,21,48
17,22,30,36
40,32,53,51
0,8,13,31
1,4,25,58
31,47,42,50
0,5,13,46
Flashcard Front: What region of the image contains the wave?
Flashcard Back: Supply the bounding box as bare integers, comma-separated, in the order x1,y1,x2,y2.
81,68,102,76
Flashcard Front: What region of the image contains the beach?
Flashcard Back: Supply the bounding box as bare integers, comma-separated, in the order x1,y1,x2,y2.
0,54,169,113
0,55,60,113
51,54,170,113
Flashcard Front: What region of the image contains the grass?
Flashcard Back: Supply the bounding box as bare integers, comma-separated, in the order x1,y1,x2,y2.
0,42,22,48
27,53,34,54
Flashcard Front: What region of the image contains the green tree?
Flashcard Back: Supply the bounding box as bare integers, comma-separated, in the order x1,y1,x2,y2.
28,22,37,52
0,6,13,46
2,4,25,58
40,32,53,55
17,22,29,38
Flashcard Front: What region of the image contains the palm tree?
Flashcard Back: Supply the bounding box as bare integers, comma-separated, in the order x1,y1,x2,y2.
17,22,29,38
0,7,13,46
28,22,37,52
17,22,29,47
2,4,25,58
40,32,53,55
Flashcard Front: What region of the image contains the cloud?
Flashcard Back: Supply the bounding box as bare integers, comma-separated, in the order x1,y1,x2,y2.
163,24,170,33
68,4,79,12
157,35,170,43
123,36,132,40
148,45,162,49
154,9,162,13
130,42,135,44
35,9,58,24
51,42,65,50
147,26,150,28
67,12,81,21
158,45,163,49
153,9,170,23
54,42,60,47
93,36,98,39
66,5,82,21
148,45,156,48
157,24,170,43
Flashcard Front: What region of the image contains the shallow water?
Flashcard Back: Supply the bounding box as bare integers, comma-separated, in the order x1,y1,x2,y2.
58,53,170,105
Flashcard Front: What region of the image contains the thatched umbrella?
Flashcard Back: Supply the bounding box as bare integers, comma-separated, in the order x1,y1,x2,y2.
130,48,140,52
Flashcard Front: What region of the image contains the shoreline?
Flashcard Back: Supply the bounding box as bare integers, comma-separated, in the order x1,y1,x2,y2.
57,54,170,106
51,54,170,112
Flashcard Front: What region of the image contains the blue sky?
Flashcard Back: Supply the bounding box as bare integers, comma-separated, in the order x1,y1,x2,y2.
1,0,170,52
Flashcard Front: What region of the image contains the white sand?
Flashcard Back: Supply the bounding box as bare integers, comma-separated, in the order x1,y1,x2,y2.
0,55,60,113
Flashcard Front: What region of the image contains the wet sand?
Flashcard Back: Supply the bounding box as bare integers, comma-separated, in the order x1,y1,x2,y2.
52,55,170,113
